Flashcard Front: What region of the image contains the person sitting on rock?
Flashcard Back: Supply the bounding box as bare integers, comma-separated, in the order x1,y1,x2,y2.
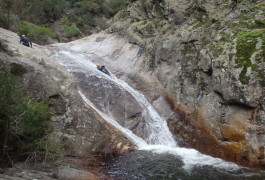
96,64,110,76
19,34,32,48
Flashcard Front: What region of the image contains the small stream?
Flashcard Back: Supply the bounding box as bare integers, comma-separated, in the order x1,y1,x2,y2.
45,42,265,180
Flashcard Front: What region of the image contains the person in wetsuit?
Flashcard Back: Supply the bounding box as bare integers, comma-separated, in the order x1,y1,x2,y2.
19,35,32,48
96,64,110,76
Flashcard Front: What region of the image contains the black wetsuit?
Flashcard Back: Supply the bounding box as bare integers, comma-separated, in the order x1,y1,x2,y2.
97,66,110,76
19,37,32,47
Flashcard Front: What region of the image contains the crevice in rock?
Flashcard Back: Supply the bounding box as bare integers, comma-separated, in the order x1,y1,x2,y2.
225,0,239,17
49,94,61,99
214,90,256,110
126,112,142,131
0,40,8,52
0,40,12,55
202,68,213,76
127,112,142,119
180,39,199,44
225,101,256,110
48,94,67,115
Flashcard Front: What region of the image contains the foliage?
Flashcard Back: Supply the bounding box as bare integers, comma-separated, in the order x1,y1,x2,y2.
74,0,101,14
13,0,68,24
68,0,128,28
64,23,80,38
0,0,132,42
0,12,9,29
0,68,58,166
0,0,14,28
18,21,57,44
109,0,126,15
26,134,66,163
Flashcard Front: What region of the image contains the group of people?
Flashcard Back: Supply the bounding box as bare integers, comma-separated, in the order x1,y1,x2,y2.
19,34,110,76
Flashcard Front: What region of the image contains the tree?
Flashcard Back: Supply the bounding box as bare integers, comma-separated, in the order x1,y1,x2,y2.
0,0,14,29
29,0,68,23
0,69,53,166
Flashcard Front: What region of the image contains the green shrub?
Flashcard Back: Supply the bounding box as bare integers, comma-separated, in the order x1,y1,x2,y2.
0,68,58,165
18,21,57,44
75,0,101,13
64,23,80,38
12,0,68,24
101,0,126,17
0,12,8,28
34,134,66,163
110,0,125,9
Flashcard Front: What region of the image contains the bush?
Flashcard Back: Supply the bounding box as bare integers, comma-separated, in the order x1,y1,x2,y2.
100,0,126,17
0,12,9,28
0,68,58,166
110,0,125,9
18,21,57,44
0,0,13,29
64,23,80,38
75,0,101,14
34,134,66,163
12,0,68,24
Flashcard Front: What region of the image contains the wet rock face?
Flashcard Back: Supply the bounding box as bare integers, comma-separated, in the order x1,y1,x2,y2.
76,73,143,127
0,28,134,158
73,72,159,141
105,0,265,167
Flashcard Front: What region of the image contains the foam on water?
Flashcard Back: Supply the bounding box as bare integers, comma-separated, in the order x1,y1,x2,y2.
140,145,240,171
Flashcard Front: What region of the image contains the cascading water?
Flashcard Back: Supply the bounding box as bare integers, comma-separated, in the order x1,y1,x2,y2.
79,91,147,148
45,43,265,179
109,76,177,147
46,48,176,148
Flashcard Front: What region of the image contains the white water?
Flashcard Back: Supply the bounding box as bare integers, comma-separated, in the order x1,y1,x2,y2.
110,77,176,147
48,49,176,147
46,44,240,171
79,91,147,147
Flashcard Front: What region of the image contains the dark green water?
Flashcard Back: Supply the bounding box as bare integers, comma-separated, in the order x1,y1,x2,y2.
103,150,265,180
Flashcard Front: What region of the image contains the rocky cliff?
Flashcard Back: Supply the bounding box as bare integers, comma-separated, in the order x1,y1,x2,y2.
0,28,133,159
102,0,265,167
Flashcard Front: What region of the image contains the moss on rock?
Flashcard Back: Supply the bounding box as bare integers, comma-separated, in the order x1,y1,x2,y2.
235,29,265,84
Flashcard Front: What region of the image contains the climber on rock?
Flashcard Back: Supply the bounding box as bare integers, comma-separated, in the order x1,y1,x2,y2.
19,34,32,48
96,64,111,76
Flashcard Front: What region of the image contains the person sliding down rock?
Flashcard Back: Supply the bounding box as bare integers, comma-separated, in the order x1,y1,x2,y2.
19,34,32,48
96,64,111,76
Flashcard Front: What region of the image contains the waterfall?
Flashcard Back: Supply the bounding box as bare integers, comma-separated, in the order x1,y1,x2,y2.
109,77,177,147
79,91,147,148
45,44,240,171
46,49,176,148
